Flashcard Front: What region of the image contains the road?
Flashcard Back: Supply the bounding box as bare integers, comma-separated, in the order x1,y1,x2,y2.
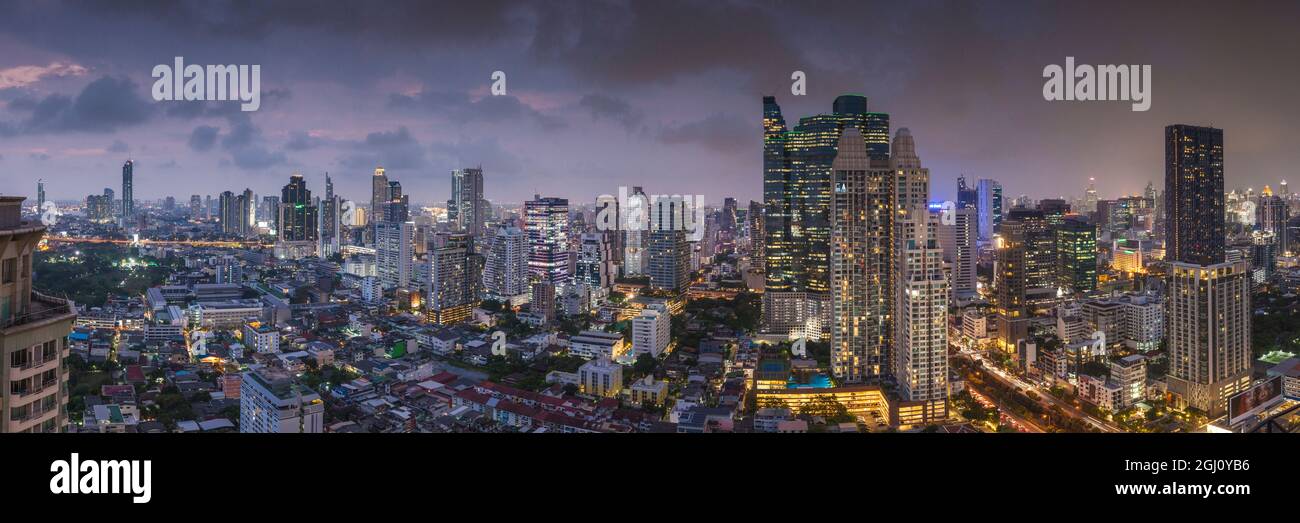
965,384,1045,433
46,236,267,249
955,349,1121,433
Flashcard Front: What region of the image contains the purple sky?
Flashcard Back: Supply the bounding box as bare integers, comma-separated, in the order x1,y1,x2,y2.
2,0,1298,206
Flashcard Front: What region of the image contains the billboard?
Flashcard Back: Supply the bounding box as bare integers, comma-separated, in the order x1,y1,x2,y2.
1228,376,1283,426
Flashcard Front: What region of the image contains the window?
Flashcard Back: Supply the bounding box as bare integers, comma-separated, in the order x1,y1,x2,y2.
1,257,14,283
10,348,28,368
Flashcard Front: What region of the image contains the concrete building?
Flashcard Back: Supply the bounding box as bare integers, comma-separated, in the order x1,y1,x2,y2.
578,356,623,398
241,321,280,354
894,202,949,424
239,366,324,433
631,303,670,358
376,220,414,290
1,197,76,433
568,330,626,360
1166,261,1252,416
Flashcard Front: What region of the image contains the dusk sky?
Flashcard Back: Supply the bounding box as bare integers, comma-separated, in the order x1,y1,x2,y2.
2,0,1298,206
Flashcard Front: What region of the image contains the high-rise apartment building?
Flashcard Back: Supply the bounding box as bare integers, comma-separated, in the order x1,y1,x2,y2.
938,206,977,299
376,220,414,290
484,225,529,301
829,127,893,381
894,203,949,425
1165,261,1251,416
0,197,76,433
239,366,324,434
427,232,483,325
647,198,691,292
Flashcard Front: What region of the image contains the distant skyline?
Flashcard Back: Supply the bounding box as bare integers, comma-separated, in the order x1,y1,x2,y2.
3,1,1299,205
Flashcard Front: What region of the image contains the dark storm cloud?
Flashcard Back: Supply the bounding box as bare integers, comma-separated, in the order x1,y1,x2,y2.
229,146,288,170
578,93,644,132
285,131,327,151
1,76,152,134
657,113,756,154
6,0,1300,203
429,136,524,176
188,125,219,151
388,90,565,130
338,126,427,171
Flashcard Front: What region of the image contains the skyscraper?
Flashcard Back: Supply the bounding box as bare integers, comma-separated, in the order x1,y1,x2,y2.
1166,261,1251,416
450,167,487,237
763,94,890,340
956,176,978,210
1165,125,1225,266
647,197,691,292
830,127,875,381
994,217,1028,350
525,196,571,285
1005,207,1053,290
376,220,414,290
370,167,389,223
321,173,339,256
36,180,45,213
623,187,649,276
938,206,977,299
1257,185,1289,255
0,197,76,433
1056,215,1098,293
576,232,614,289
484,225,529,301
976,178,1002,242
894,202,949,424
120,160,134,224
427,232,483,325
278,174,316,242
219,191,238,235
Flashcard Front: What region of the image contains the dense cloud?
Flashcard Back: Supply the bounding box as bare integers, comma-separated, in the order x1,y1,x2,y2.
2,1,1300,203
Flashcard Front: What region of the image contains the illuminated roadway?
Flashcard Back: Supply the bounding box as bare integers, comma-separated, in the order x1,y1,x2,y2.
955,348,1121,433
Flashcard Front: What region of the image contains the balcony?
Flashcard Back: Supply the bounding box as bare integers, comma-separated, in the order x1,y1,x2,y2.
0,292,74,331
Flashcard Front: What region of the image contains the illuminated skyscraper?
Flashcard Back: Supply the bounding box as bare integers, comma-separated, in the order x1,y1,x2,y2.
994,218,1028,350
525,196,570,285
762,94,890,340
1056,215,1098,293
894,202,949,425
427,232,483,325
1165,125,1225,266
1166,261,1251,416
